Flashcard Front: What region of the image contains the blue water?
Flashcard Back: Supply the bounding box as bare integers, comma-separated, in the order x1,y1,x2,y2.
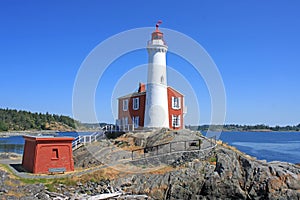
1,131,300,164
219,131,300,163
0,136,25,154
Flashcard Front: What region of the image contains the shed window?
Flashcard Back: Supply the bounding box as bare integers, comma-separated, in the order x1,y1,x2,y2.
52,148,59,159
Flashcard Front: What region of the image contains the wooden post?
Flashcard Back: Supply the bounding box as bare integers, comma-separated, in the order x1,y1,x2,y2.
199,139,201,150
214,136,216,145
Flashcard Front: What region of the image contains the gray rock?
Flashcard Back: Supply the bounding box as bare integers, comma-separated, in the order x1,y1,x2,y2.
36,192,51,200
110,145,300,200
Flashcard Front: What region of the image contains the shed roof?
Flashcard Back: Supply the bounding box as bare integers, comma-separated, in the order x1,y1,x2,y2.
23,135,74,142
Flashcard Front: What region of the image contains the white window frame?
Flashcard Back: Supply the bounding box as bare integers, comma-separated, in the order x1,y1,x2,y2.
132,116,139,128
172,115,181,128
123,99,128,111
133,97,139,110
172,97,181,109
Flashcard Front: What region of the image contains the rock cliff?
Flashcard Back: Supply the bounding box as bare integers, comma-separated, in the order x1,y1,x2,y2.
111,145,300,199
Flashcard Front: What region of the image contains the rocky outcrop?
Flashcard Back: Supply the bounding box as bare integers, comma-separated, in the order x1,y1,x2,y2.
201,147,300,199
112,146,300,199
131,129,202,148
73,144,103,168
0,169,46,199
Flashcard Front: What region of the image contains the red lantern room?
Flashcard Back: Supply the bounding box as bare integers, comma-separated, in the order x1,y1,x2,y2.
151,20,166,44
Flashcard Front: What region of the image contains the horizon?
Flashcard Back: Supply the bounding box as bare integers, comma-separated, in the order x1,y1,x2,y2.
2,107,300,128
1,1,300,126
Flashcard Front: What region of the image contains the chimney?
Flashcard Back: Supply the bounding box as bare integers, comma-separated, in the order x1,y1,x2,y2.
138,82,146,93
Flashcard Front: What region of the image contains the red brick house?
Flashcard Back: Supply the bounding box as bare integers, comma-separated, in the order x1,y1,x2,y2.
117,83,185,130
22,136,74,174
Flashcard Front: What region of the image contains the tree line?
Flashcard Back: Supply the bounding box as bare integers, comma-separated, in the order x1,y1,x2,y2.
186,124,300,132
0,108,76,131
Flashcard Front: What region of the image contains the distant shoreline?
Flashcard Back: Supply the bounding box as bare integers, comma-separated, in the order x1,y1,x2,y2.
214,129,300,133
0,129,101,137
0,130,58,137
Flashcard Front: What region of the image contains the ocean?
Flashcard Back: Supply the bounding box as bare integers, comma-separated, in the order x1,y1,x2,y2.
0,131,300,164
219,131,300,163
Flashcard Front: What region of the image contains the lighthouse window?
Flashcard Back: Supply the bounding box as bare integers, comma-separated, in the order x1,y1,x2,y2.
161,76,164,84
172,97,181,109
133,97,139,110
123,99,128,111
153,35,162,39
172,115,181,128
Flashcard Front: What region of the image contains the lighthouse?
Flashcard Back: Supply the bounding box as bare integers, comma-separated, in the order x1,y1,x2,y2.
117,21,185,131
144,21,169,128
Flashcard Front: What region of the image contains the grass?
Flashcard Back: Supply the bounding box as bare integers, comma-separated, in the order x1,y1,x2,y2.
19,177,51,184
209,157,217,163
114,135,142,151
0,164,15,176
0,163,82,192
0,162,120,188
149,166,174,175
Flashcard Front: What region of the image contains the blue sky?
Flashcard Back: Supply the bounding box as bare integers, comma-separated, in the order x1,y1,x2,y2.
1,1,300,126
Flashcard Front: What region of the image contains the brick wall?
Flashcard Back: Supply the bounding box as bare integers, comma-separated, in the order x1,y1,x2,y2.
22,136,74,174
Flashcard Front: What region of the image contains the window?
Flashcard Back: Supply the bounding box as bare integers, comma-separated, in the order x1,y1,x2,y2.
153,35,162,39
133,97,139,110
172,97,181,109
132,116,139,128
123,99,128,111
121,117,128,126
172,115,181,128
161,76,164,84
124,117,128,126
51,148,59,159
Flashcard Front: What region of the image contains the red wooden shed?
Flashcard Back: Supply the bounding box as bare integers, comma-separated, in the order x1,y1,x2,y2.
22,136,74,174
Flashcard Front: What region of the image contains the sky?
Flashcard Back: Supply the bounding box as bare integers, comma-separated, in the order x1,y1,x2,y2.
1,1,300,126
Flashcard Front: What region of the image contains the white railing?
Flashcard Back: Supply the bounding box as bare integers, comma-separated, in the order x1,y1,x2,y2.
117,124,135,132
72,131,103,149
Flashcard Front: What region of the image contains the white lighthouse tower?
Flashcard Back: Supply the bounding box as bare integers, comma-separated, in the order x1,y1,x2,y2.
144,21,169,128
